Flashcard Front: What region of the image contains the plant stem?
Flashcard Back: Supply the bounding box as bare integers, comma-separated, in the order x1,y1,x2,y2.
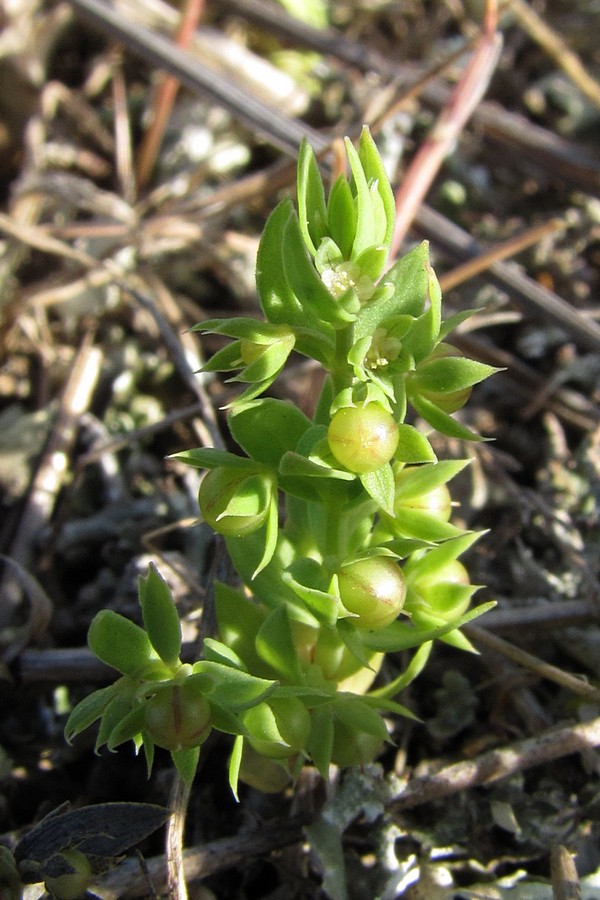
166,772,191,900
330,324,354,398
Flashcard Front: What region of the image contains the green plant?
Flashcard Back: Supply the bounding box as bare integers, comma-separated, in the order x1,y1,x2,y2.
65,127,497,797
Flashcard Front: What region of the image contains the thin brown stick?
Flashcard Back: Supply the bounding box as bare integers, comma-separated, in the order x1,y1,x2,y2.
390,1,502,255
507,0,600,109
95,816,307,899
389,715,600,811
464,625,600,701
110,49,137,204
166,774,191,900
415,203,600,355
1,338,103,615
136,0,206,189
0,213,224,450
551,845,581,900
439,218,565,293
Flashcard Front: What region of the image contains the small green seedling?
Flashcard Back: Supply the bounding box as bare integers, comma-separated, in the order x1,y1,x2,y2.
66,127,497,796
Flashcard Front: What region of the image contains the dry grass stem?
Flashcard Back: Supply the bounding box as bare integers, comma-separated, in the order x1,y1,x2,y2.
464,625,600,702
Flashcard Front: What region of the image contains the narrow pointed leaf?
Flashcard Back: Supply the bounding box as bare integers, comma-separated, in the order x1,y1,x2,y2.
360,464,395,515
297,137,328,256
88,611,154,675
139,564,181,667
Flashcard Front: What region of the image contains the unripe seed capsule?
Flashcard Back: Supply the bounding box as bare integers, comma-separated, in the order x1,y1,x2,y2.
144,683,212,751
327,403,399,474
244,697,311,760
417,343,472,413
199,466,272,537
338,557,406,629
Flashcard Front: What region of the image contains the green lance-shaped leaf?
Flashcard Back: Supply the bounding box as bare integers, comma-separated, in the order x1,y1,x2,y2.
88,610,155,676
360,463,395,515
414,355,499,397
190,663,277,711
138,564,182,668
354,241,430,342
332,695,390,741
344,136,376,262
394,423,437,463
282,558,340,627
229,399,311,468
257,199,333,336
369,640,433,700
359,600,495,653
357,125,395,249
197,340,243,374
387,506,465,543
297,137,329,256
401,260,443,362
327,174,356,260
306,705,334,778
409,392,486,442
404,531,483,580
282,208,359,328
64,683,119,743
96,692,136,751
170,447,260,471
106,703,146,751
171,746,201,784
329,696,390,767
228,734,244,800
231,337,295,384
256,605,304,683
394,459,469,500
196,317,291,342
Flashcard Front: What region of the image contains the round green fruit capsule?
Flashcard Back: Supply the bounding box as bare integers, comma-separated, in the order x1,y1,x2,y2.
338,557,406,629
409,559,471,629
198,466,272,537
144,682,212,751
394,468,452,521
237,742,292,793
327,403,399,474
330,720,384,768
417,343,472,413
244,697,311,760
